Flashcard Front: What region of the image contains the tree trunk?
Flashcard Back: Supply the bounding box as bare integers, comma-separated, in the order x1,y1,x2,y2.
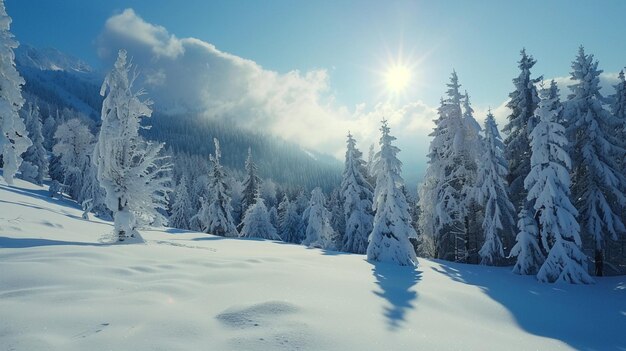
594,249,603,277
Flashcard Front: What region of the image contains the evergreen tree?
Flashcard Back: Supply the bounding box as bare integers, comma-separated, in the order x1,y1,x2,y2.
366,143,377,181
566,47,626,276
19,103,48,185
0,0,31,184
302,187,338,250
510,209,544,275
53,118,93,199
240,197,280,240
418,72,479,262
530,86,592,284
79,160,110,220
340,132,374,254
241,148,261,215
367,119,417,266
475,112,516,265
169,175,193,230
278,195,303,243
94,50,171,241
193,139,238,237
503,49,541,211
42,111,57,151
269,205,279,229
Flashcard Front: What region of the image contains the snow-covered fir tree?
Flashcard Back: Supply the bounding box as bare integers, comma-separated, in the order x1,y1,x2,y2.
610,71,626,177
240,196,280,240
94,50,171,241
528,86,593,284
169,175,193,230
510,209,544,275
269,205,279,229
42,110,57,151
260,179,278,209
328,188,345,237
475,112,516,265
566,47,626,276
368,120,417,266
302,187,338,250
79,159,109,219
418,72,480,262
241,148,261,216
0,0,30,184
193,139,238,237
278,195,303,243
503,49,541,211
366,143,377,181
19,103,48,185
340,132,374,254
52,118,93,199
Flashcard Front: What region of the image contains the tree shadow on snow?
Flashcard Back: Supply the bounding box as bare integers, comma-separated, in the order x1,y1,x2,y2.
0,236,109,248
0,183,80,211
431,261,626,350
371,262,422,331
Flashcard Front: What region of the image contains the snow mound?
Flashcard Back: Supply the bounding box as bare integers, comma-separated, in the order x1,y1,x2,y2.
0,177,625,350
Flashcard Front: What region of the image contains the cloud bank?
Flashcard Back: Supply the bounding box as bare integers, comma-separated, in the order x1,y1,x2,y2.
96,9,438,182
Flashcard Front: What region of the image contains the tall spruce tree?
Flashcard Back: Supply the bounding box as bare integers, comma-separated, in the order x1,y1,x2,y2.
419,72,479,262
302,187,338,250
169,175,193,230
193,139,238,237
367,120,417,266
94,50,171,241
278,195,303,243
0,0,31,184
475,112,516,265
503,49,541,211
566,47,626,276
19,103,48,185
340,132,374,254
241,148,261,216
529,86,593,284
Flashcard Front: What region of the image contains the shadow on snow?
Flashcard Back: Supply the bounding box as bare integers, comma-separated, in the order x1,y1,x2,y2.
431,260,626,350
0,236,109,248
371,262,422,331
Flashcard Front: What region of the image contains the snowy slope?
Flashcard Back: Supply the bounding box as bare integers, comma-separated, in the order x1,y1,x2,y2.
0,178,624,351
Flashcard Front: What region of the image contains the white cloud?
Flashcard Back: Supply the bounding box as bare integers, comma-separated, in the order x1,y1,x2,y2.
96,8,438,180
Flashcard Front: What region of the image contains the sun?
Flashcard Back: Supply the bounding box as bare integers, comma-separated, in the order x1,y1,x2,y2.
385,64,412,93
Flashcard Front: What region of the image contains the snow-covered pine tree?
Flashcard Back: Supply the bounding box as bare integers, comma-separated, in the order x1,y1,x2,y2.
368,119,418,266
340,132,374,254
241,148,261,215
79,160,110,220
419,72,479,262
528,86,593,284
278,195,303,243
42,110,57,151
19,103,48,185
52,118,93,200
169,175,193,230
475,112,516,265
240,196,280,240
460,92,483,263
366,143,377,182
510,209,544,275
302,187,338,250
503,49,541,211
193,139,238,237
548,80,564,124
328,188,345,238
269,205,279,229
0,0,30,185
566,47,626,276
94,50,171,241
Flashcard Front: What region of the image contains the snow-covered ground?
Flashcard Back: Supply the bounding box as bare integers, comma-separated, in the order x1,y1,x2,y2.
1,177,624,351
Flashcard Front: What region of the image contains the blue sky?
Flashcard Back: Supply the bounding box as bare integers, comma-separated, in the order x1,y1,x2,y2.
7,0,626,182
